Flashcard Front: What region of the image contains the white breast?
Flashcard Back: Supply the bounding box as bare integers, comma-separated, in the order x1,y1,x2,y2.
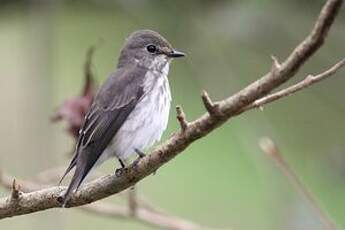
102,62,171,161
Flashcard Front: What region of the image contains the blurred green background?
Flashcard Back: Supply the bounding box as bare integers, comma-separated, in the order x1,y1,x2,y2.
0,0,344,229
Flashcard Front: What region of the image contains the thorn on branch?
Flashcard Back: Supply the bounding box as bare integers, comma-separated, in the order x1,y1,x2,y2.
201,90,220,116
11,179,21,200
271,55,281,76
176,105,189,131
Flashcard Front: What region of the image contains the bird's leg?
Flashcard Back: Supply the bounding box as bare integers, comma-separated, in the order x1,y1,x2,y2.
115,158,128,177
132,148,146,166
118,159,126,168
116,149,146,176
133,148,157,175
135,148,146,158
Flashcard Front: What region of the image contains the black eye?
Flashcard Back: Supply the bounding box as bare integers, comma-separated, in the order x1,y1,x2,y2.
146,45,156,53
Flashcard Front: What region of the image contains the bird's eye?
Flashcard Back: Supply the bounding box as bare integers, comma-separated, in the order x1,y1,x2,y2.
146,45,156,53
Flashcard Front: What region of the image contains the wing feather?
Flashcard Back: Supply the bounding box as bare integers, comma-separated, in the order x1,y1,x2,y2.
59,65,147,206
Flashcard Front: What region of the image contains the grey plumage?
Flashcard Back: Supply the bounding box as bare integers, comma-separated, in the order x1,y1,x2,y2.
59,30,185,206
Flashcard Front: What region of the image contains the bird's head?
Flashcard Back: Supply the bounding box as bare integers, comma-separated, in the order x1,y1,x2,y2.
118,30,185,69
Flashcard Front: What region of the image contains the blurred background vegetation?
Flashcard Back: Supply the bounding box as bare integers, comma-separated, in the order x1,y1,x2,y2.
0,0,344,229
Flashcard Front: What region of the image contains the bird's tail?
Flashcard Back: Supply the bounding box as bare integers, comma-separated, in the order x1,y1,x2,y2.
59,152,78,185
59,147,99,207
59,165,88,207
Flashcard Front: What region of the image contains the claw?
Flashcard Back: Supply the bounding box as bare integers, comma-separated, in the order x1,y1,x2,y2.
134,148,146,158
115,167,128,177
115,159,127,177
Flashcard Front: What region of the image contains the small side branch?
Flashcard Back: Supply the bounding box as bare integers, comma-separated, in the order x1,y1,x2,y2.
11,179,21,200
83,201,200,230
83,42,102,95
270,55,281,76
128,187,138,216
176,105,189,131
201,90,219,115
246,59,345,111
0,171,202,230
259,137,336,230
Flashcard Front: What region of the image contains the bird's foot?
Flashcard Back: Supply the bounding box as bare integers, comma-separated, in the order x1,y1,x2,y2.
135,148,146,158
132,148,146,167
115,159,128,177
116,150,146,175
115,167,128,177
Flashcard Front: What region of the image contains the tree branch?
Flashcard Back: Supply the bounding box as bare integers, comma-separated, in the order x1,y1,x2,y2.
0,0,343,221
176,105,189,131
259,137,336,230
244,58,345,111
10,179,21,200
201,90,220,116
82,202,201,230
0,171,202,230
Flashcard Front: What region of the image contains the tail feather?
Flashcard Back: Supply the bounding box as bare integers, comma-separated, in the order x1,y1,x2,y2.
59,154,77,185
59,153,98,207
60,165,87,207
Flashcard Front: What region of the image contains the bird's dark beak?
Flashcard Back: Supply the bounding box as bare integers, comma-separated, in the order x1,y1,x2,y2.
168,49,186,58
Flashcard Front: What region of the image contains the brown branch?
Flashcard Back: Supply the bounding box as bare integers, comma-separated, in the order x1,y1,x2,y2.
10,179,21,200
244,58,345,111
0,171,202,230
128,187,138,216
176,105,189,131
83,202,200,230
201,90,220,116
83,43,100,96
0,0,343,221
271,55,282,72
33,166,104,184
0,171,46,192
259,137,336,230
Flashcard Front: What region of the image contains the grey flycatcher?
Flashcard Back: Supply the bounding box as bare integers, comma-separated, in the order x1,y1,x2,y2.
59,30,185,206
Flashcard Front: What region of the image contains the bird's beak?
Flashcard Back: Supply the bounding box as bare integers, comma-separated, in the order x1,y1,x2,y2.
168,49,186,58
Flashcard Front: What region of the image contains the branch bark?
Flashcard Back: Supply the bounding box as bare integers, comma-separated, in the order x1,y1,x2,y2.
0,171,201,230
83,202,200,230
176,105,189,131
0,0,343,221
243,59,345,111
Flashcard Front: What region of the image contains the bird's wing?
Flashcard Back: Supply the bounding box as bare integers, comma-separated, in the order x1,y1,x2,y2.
60,65,147,206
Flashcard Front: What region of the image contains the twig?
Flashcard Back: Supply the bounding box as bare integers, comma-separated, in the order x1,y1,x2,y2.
201,90,219,115
0,0,343,220
270,55,282,76
176,105,189,131
83,42,102,96
0,171,202,230
11,179,20,200
83,202,201,230
259,137,336,230
0,171,45,192
128,187,138,216
246,59,345,110
33,166,104,184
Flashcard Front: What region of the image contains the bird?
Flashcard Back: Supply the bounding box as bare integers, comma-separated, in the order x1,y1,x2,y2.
59,30,185,207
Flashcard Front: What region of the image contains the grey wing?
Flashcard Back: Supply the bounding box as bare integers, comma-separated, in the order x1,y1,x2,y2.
59,66,146,206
